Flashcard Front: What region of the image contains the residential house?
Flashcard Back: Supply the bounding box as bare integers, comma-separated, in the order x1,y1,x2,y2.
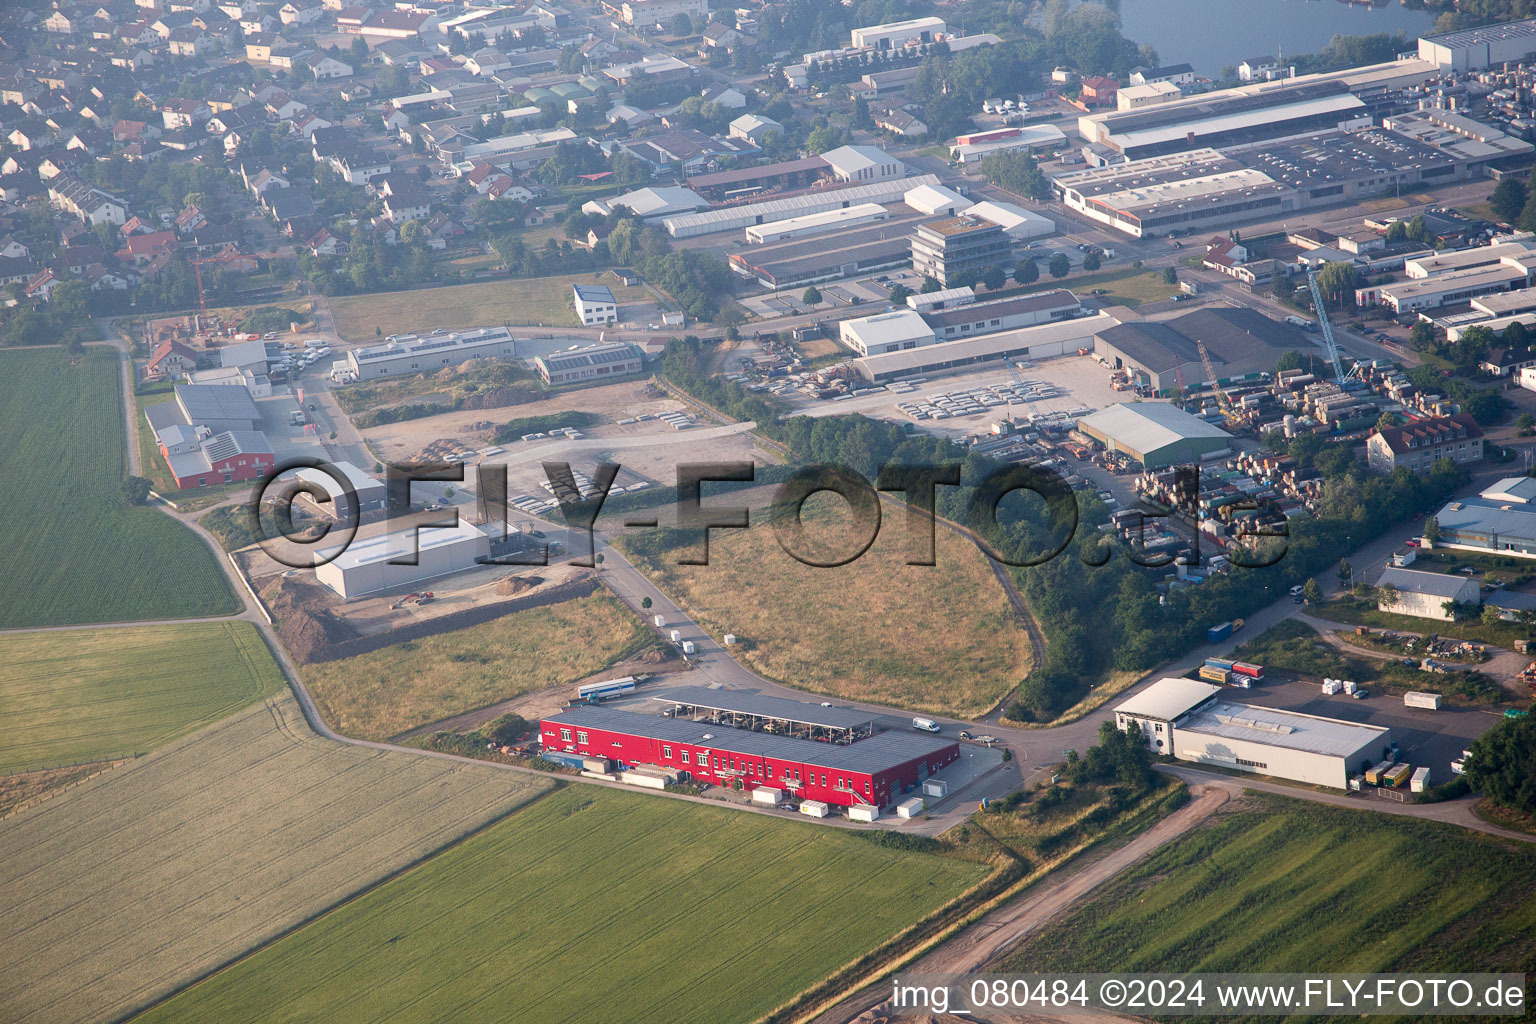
382,190,430,223
1367,413,1485,474
147,339,200,378
701,84,746,109
874,108,927,137
160,98,211,129
728,113,780,145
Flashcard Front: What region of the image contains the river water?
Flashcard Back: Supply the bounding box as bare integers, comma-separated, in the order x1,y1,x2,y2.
1108,0,1438,77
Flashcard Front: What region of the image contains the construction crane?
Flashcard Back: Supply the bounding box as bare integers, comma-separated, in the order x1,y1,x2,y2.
1304,265,1349,387
1195,338,1228,410
189,248,278,316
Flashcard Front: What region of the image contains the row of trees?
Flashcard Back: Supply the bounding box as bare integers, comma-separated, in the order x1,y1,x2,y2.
658,337,1473,721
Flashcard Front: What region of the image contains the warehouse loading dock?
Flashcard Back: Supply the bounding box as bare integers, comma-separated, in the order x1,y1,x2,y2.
1115,678,1393,789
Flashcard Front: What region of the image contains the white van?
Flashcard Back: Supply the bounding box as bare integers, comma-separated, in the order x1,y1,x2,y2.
912,717,941,733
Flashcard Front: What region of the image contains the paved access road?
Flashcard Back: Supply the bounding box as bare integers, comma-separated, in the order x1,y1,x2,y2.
81,323,1530,844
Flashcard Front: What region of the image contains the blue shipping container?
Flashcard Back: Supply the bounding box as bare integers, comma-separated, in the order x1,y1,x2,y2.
1207,621,1233,644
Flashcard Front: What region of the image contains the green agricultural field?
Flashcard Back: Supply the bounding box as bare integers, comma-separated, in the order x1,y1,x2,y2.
1005,793,1536,986
0,694,549,1024
137,786,988,1024
0,348,238,627
0,622,285,774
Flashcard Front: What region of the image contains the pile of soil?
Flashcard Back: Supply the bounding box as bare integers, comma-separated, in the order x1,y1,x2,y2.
261,575,359,665
495,574,543,596
459,386,540,410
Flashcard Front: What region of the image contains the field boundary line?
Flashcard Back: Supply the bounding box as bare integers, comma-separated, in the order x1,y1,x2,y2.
0,759,133,823
107,780,566,1024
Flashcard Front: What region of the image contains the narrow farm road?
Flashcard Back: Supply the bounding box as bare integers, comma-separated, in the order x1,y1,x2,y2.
1157,764,1536,846
806,782,1238,1024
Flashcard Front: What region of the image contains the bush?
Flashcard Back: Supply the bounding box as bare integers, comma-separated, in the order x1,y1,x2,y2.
857,829,943,853
484,714,530,745
492,411,601,444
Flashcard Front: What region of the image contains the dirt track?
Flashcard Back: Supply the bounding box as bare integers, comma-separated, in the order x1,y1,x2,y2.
810,782,1238,1024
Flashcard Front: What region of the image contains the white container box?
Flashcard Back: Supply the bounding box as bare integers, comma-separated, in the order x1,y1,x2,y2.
921,779,948,798
751,786,782,805
653,614,665,628
896,797,925,818
799,799,829,818
669,629,682,643
848,805,879,822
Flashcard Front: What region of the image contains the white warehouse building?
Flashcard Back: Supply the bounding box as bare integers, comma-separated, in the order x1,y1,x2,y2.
315,521,493,598
1114,678,1393,789
745,203,890,244
849,15,946,50
346,327,516,379
662,174,942,238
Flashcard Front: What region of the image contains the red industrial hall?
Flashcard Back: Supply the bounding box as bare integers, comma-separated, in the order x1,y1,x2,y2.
540,704,960,809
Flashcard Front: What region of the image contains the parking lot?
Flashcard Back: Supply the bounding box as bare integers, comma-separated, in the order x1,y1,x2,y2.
778,353,1129,440
1237,675,1496,783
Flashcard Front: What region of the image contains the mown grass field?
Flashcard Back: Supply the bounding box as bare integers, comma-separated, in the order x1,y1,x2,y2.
1004,268,1180,307
1005,794,1536,984
0,621,285,773
0,694,550,1024
326,273,653,341
618,502,1032,717
303,593,652,739
0,348,238,627
136,786,988,1024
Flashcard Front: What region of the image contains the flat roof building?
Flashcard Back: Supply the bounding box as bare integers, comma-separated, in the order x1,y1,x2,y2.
1357,262,1533,314
663,174,942,238
572,283,617,326
1114,677,1392,789
653,685,876,741
346,327,516,379
849,16,945,50
315,520,491,598
745,203,889,244
1078,80,1368,160
1056,126,1482,238
1077,402,1232,469
728,212,926,288
541,703,959,809
911,214,1011,287
1431,477,1536,560
853,312,1117,381
1419,16,1536,71
1093,306,1303,392
922,289,1080,341
535,342,644,386
839,308,935,356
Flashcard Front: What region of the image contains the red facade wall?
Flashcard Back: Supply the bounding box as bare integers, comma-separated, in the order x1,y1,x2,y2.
167,450,273,489
540,719,959,809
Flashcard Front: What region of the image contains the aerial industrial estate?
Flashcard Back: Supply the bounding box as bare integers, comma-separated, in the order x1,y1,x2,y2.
2,0,1536,1021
